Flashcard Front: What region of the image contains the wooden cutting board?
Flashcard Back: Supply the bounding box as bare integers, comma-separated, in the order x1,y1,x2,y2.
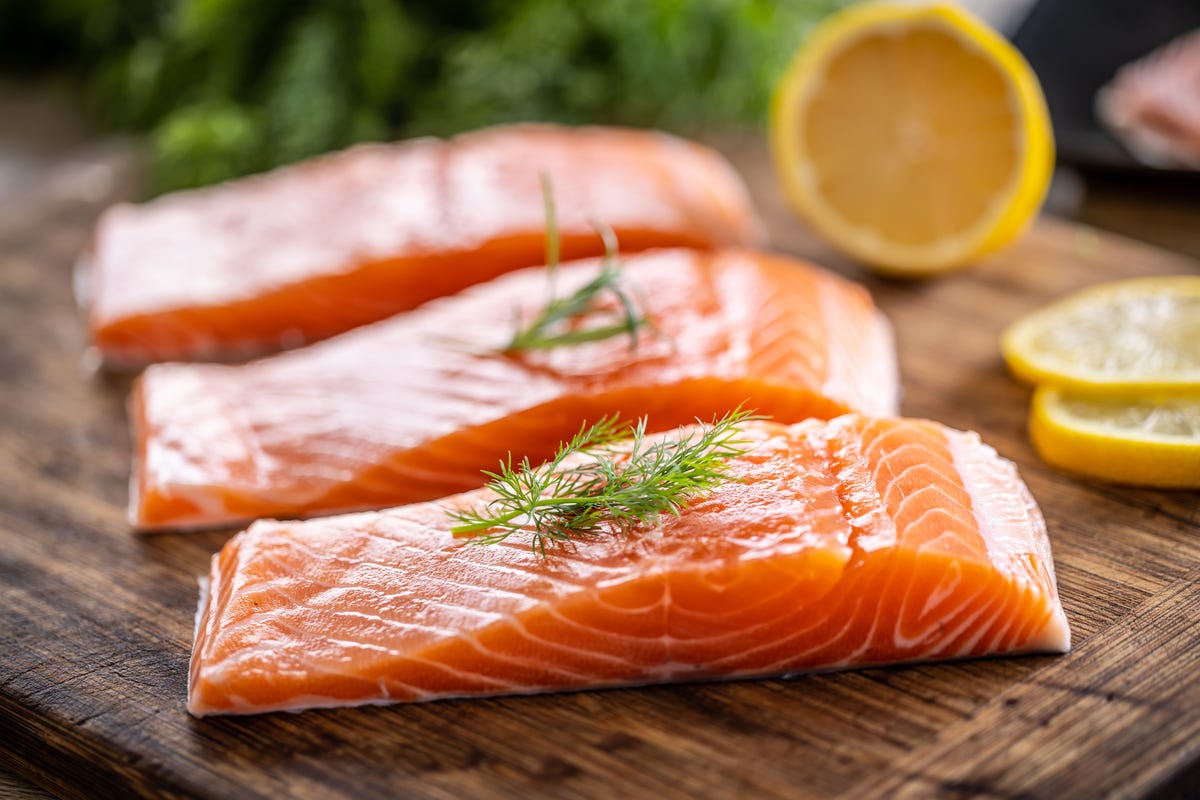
1,141,1198,800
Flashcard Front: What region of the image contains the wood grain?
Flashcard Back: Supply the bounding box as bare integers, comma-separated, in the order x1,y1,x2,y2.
1,140,1198,800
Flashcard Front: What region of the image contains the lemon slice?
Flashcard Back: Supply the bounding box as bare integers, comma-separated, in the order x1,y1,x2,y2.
1030,387,1200,488
1002,276,1200,392
769,2,1053,276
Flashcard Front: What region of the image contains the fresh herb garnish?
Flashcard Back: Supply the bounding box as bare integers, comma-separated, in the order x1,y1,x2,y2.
505,176,647,353
449,408,756,554
540,171,560,278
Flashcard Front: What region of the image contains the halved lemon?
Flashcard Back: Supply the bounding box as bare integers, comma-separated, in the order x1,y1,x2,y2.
1030,387,1200,488
1002,276,1200,393
770,2,1053,276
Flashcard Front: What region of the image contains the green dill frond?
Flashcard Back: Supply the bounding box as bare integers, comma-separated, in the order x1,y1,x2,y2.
505,177,648,354
448,407,757,555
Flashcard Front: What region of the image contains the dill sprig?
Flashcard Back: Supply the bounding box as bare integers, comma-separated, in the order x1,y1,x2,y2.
505,176,647,353
448,408,757,555
540,171,560,279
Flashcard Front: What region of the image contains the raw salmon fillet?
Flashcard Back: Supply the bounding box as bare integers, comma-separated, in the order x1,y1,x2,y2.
84,124,764,368
187,415,1070,716
131,248,897,531
1097,28,1200,168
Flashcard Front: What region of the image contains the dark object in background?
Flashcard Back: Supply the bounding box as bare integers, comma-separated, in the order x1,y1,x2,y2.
1013,0,1200,173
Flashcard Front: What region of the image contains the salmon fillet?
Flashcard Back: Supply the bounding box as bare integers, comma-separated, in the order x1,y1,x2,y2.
187,415,1070,716
84,124,764,368
1097,28,1200,168
131,248,897,531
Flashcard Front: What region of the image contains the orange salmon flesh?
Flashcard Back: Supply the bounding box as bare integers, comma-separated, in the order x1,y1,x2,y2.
84,124,764,368
130,248,898,531
188,416,1070,716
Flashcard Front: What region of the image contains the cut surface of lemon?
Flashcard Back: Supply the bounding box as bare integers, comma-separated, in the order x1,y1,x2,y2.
1002,276,1200,393
770,2,1053,276
1030,387,1200,488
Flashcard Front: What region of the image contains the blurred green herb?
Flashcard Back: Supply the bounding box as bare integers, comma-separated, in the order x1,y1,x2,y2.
507,174,647,353
0,0,840,194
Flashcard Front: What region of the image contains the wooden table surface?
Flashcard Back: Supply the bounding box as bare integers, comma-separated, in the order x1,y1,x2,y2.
1,123,1199,799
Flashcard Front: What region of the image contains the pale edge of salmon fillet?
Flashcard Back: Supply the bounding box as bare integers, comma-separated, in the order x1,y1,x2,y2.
128,247,899,532
187,416,1070,716
81,123,767,369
